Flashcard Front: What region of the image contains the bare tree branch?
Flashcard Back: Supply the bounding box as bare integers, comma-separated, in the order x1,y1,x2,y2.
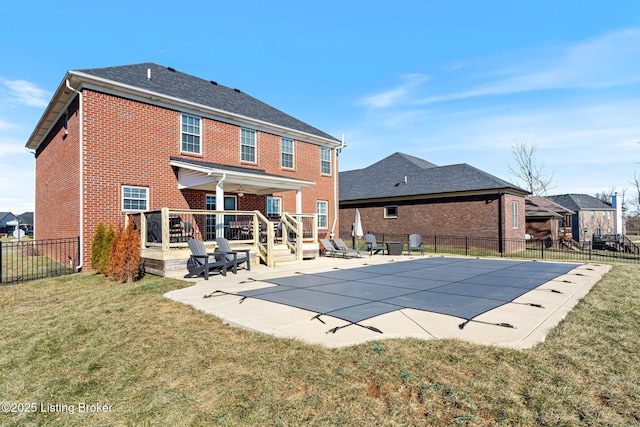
508,142,555,196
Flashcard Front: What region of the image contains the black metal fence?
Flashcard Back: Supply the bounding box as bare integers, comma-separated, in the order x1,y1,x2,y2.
0,237,80,285
341,232,640,265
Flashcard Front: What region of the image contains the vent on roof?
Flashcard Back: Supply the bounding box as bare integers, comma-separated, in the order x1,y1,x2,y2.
210,80,218,85
233,88,241,93
167,67,176,72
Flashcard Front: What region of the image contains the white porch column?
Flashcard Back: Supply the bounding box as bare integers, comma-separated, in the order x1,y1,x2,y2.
216,178,225,238
296,189,302,214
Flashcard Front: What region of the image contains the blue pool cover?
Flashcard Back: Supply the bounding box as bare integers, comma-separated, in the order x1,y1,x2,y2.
225,257,581,332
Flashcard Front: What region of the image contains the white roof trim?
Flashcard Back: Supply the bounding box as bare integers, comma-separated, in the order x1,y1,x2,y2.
171,160,315,195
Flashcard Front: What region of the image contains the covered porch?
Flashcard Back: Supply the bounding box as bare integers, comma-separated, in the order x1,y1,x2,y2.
134,158,322,276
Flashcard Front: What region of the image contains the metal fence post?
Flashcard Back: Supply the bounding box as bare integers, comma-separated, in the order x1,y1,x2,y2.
0,241,3,285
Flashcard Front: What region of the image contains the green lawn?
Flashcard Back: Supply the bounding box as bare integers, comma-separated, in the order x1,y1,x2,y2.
1,265,638,426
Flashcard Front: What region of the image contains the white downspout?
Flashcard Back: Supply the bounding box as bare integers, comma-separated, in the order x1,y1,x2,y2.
66,79,83,270
330,134,345,238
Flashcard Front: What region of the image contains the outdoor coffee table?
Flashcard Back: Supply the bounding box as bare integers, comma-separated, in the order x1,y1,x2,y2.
385,241,403,256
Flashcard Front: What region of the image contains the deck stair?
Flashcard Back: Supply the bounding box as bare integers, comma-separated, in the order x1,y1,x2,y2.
270,243,301,267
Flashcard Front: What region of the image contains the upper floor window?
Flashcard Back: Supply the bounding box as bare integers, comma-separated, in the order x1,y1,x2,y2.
512,200,519,228
241,129,256,163
181,114,201,154
281,138,294,169
122,186,148,211
321,147,331,175
267,196,282,217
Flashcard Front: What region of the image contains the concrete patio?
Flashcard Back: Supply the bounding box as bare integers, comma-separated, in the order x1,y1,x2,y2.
164,254,610,349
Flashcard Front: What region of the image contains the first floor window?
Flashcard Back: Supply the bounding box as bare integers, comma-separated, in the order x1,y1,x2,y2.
384,206,398,219
317,200,328,229
512,201,519,228
122,186,148,211
281,138,294,169
181,114,201,154
241,129,256,162
267,196,282,217
321,147,331,175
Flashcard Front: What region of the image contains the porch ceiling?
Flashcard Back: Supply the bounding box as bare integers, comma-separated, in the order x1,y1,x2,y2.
170,158,315,195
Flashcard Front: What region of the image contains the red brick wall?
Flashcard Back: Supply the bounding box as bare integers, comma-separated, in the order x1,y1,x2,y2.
340,193,526,241
37,89,337,267
35,97,80,242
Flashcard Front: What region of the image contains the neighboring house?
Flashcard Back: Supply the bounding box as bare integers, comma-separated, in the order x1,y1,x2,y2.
547,194,616,243
339,152,529,244
16,212,34,234
26,63,342,269
525,196,574,242
0,212,18,235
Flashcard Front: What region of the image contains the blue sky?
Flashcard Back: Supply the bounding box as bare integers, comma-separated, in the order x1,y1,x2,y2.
2,1,640,213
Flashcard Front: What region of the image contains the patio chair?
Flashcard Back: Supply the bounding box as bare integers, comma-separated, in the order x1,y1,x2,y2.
364,233,385,255
320,239,342,257
184,239,232,280
215,237,251,273
332,238,364,258
407,233,425,255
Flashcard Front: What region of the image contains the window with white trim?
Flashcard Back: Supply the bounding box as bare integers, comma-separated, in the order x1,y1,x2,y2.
281,138,294,169
512,200,519,228
122,186,148,211
241,129,256,162
321,147,331,175
316,200,328,228
267,196,282,217
181,114,201,154
384,206,398,219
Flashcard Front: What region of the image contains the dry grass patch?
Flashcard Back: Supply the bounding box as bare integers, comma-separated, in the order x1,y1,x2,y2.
0,264,638,426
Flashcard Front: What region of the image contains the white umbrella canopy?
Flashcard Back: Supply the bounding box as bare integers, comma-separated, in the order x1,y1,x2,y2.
353,209,364,238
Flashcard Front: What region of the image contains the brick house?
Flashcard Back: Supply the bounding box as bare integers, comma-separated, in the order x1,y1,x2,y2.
525,196,574,242
547,194,617,243
339,152,529,247
26,63,342,271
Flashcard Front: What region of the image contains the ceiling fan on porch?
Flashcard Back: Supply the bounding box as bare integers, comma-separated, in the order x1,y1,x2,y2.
237,185,244,197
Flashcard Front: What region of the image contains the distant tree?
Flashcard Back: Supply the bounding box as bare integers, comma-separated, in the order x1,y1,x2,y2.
508,142,554,196
631,172,640,216
595,187,617,205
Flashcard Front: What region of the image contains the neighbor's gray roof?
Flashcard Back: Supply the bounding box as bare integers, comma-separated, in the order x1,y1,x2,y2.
547,194,613,211
526,196,574,218
339,152,528,202
16,212,34,225
76,63,338,142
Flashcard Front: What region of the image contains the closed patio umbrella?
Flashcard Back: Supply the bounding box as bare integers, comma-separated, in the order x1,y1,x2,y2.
352,209,364,248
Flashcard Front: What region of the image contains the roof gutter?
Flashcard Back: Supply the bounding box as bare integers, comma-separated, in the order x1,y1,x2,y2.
65,79,83,271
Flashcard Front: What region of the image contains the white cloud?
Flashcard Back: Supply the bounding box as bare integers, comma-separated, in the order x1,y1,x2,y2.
415,27,640,105
359,74,430,108
0,78,50,108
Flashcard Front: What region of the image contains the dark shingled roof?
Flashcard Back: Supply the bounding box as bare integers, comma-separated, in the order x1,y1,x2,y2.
76,63,339,142
339,152,527,201
547,194,613,211
526,196,574,218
